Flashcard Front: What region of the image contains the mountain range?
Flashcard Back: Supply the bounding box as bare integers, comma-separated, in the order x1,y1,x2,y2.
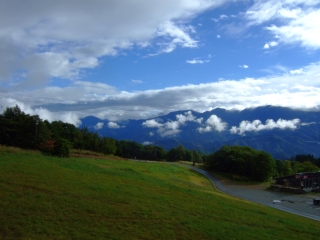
79,106,320,159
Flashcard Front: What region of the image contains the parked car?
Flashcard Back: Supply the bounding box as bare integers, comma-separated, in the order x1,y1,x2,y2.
313,199,320,205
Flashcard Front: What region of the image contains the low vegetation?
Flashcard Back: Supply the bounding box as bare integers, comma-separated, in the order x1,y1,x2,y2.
0,145,319,239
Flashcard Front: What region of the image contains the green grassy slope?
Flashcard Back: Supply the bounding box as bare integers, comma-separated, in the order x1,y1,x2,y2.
0,146,319,240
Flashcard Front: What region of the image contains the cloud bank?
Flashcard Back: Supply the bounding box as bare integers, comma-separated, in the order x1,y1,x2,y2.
1,61,320,125
230,118,301,135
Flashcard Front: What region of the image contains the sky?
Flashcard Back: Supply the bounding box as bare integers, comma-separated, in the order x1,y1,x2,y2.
1,0,320,127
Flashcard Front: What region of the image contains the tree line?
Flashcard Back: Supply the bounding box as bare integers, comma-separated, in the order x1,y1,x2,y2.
0,105,203,162
1,105,319,181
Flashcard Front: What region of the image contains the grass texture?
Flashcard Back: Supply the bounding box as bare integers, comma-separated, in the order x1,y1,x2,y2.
0,146,319,240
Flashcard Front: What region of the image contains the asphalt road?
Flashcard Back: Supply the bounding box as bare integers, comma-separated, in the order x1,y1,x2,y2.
188,166,320,222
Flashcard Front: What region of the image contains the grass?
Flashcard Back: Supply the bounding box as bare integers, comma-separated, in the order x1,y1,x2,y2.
0,145,319,239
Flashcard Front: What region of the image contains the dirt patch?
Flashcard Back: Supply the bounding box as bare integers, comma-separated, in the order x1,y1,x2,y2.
70,151,126,161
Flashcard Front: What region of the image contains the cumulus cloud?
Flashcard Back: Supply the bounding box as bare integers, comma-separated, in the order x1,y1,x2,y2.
142,119,164,128
230,118,301,135
0,0,227,86
263,41,278,49
239,65,249,68
245,0,320,49
158,121,181,137
176,111,197,123
142,111,202,137
143,119,181,137
94,122,104,130
108,122,120,129
142,141,154,145
198,115,227,133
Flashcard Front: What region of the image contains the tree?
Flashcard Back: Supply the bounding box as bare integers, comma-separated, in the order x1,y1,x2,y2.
206,145,276,182
0,105,47,149
292,161,319,173
53,138,71,157
166,145,187,162
193,150,203,163
99,137,117,155
116,140,145,159
185,150,193,162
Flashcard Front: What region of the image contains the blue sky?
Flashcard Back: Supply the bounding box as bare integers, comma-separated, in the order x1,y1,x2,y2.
0,0,320,126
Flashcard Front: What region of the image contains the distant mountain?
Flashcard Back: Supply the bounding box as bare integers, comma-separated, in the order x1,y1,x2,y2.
79,106,320,159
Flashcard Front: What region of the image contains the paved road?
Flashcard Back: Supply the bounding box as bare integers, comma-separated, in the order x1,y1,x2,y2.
187,166,320,222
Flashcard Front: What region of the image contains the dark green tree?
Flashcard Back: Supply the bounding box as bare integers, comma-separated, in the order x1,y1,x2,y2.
206,145,276,182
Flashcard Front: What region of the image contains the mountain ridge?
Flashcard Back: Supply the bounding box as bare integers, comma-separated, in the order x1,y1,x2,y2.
79,106,320,159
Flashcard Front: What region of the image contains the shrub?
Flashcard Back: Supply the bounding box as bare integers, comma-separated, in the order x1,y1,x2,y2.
38,140,55,156
53,138,71,157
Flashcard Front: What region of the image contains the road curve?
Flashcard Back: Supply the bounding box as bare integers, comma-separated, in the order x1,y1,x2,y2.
186,166,320,222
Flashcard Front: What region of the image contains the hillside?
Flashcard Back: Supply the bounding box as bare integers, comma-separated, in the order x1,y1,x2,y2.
80,106,320,159
1,146,320,239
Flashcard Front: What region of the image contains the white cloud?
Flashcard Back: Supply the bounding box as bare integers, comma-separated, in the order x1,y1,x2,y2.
301,122,316,126
155,21,198,54
230,118,301,135
195,117,203,124
264,41,279,49
2,62,320,123
94,122,104,130
108,122,120,129
186,59,210,64
240,65,249,69
132,79,143,84
212,14,228,22
198,115,227,133
142,119,163,128
245,0,320,49
269,41,279,47
176,111,195,123
176,111,203,124
142,111,202,137
143,119,181,137
0,0,227,86
216,34,221,38
290,68,304,75
263,44,270,49
158,121,181,137
142,141,153,145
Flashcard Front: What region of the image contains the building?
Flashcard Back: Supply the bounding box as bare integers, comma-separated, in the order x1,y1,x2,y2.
270,172,320,193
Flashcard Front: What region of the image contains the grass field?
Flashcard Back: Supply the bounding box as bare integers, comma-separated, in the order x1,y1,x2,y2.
0,145,319,240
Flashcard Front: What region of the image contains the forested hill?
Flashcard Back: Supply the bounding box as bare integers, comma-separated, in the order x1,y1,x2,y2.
80,106,320,159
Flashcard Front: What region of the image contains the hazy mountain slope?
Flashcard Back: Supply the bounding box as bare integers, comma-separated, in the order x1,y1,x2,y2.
79,106,320,159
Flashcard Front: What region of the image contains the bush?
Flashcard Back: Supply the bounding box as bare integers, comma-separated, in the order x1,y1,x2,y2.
53,138,71,158
38,140,55,156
